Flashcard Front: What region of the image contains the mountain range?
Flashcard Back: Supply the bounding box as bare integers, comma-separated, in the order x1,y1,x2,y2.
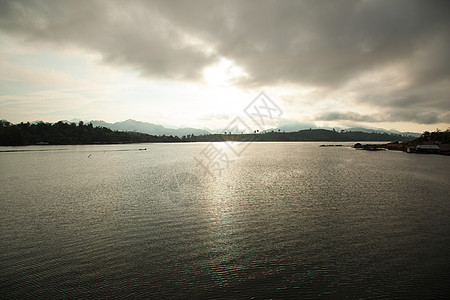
86,119,421,137
88,119,210,137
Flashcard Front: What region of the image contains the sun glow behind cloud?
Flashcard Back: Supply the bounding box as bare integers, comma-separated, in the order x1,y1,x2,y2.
203,58,248,87
0,36,253,129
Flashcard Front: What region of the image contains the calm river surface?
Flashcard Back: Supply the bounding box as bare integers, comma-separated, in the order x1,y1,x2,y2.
1,142,449,298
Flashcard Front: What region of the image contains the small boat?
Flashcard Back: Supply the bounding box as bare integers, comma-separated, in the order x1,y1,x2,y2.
139,148,147,151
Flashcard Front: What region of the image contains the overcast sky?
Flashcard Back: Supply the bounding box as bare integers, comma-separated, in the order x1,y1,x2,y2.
0,0,449,132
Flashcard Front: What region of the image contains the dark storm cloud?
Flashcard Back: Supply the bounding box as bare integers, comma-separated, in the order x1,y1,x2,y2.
153,0,449,88
0,0,218,80
1,0,449,124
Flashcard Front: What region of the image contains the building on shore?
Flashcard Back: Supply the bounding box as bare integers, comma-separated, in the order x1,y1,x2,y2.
415,144,440,154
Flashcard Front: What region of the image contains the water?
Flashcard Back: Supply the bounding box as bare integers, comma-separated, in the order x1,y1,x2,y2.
1,142,449,298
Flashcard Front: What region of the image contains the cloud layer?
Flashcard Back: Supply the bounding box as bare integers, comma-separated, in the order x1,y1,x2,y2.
1,0,449,127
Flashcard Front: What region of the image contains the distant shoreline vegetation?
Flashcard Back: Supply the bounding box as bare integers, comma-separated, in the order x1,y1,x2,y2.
0,120,180,146
1,120,421,146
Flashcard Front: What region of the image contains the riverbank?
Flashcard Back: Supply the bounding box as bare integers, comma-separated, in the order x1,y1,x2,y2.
353,140,450,156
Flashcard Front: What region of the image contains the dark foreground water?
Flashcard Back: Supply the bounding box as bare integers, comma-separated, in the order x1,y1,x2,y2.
1,142,449,298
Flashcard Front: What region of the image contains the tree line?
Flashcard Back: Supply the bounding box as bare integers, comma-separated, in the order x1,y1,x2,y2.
412,128,450,144
0,120,180,146
186,129,415,142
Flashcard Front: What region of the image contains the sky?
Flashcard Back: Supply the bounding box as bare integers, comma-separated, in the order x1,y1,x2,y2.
0,0,449,133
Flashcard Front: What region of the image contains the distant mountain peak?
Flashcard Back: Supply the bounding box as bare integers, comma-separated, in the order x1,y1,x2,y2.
89,119,210,137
